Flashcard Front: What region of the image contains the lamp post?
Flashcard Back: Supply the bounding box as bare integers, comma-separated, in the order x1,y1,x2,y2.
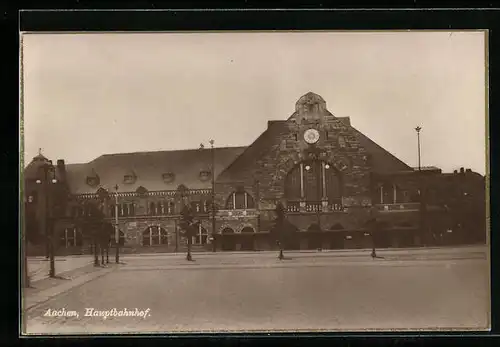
415,126,422,172
36,160,58,278
415,126,426,246
114,184,120,263
210,139,217,252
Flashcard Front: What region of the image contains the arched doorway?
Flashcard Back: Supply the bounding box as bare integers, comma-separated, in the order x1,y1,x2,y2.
142,226,168,246
240,226,255,251
221,227,235,251
329,223,345,249
307,223,322,250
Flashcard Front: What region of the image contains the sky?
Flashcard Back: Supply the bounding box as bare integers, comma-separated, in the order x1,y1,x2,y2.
22,31,487,174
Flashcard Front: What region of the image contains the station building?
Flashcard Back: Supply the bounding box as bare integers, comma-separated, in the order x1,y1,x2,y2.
23,92,486,255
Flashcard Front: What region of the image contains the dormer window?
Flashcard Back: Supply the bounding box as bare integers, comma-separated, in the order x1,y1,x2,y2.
162,172,175,184
199,170,211,182
86,176,99,187
123,172,137,184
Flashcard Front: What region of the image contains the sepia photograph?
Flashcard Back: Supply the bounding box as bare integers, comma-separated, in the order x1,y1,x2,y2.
20,30,489,334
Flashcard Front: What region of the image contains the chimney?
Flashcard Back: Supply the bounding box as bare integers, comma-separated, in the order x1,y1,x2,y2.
57,159,66,181
460,167,465,174
466,168,472,173
453,170,458,174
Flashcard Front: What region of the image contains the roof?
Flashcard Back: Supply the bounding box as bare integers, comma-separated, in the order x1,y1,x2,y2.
217,121,289,182
345,121,412,174
218,113,412,182
65,147,246,194
23,153,52,180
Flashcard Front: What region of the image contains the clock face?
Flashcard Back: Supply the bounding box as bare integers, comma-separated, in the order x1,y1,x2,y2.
304,128,320,144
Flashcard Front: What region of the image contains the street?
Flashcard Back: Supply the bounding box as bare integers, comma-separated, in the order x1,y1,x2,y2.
24,246,490,334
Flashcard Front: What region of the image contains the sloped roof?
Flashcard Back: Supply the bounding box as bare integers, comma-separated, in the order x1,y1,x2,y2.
217,121,289,182
217,114,412,182
65,147,246,194
343,120,412,174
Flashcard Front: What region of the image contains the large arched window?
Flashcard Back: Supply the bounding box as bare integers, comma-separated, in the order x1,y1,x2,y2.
285,160,342,202
225,191,255,209
142,226,168,246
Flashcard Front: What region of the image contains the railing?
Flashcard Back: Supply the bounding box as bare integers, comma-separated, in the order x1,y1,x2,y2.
286,199,344,213
305,201,322,212
375,202,420,212
217,209,259,218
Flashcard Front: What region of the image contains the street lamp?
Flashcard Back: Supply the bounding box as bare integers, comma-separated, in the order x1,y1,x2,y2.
209,139,217,252
114,184,120,263
415,126,426,246
36,161,58,278
415,126,422,172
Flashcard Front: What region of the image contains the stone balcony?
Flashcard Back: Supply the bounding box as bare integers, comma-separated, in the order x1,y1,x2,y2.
375,202,421,212
286,198,344,213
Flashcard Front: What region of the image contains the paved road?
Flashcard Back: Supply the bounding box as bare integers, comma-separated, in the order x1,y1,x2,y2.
24,252,490,334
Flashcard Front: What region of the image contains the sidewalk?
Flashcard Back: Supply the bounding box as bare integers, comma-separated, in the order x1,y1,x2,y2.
28,256,94,283
23,263,117,311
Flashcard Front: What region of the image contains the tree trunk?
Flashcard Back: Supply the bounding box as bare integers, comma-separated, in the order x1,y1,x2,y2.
93,240,99,266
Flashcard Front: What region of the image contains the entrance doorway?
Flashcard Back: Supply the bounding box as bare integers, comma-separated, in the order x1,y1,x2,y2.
240,227,255,251
221,227,235,251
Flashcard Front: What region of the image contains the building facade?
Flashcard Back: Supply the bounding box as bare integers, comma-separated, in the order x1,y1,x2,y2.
23,92,487,255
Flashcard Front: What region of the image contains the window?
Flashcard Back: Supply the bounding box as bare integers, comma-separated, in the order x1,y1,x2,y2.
167,201,175,214
338,136,346,148
191,201,201,213
285,160,342,202
142,226,168,246
149,202,157,215
293,133,298,141
193,226,208,245
325,131,329,140
60,228,83,248
129,203,135,216
225,191,255,210
123,174,136,184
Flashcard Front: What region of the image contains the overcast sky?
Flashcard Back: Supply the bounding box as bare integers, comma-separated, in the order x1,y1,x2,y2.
22,31,486,174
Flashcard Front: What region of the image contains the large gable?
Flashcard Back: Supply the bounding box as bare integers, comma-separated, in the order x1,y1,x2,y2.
217,92,411,182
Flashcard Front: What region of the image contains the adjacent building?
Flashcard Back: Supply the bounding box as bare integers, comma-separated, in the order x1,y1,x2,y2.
23,92,487,255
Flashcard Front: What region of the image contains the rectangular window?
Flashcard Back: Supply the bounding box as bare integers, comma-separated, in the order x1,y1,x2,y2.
235,193,245,209
191,201,201,213
129,203,135,216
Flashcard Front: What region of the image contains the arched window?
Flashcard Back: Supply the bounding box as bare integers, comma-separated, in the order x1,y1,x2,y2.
142,226,168,246
225,191,255,210
284,160,342,202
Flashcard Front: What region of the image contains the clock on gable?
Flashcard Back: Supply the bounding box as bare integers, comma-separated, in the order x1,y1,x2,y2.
303,128,320,144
